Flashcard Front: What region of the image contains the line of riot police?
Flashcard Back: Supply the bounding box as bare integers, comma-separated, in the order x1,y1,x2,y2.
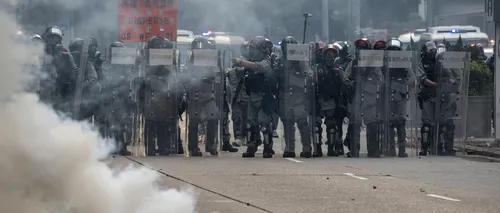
25,25,469,158
228,35,469,159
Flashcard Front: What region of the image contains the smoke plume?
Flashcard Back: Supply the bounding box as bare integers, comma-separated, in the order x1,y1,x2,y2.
0,0,196,212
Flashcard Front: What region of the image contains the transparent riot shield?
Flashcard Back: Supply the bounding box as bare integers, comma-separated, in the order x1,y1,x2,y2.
107,47,140,156
188,49,220,156
348,50,384,157
73,38,91,119
281,43,314,155
381,50,419,157
214,49,228,152
431,51,470,156
141,48,180,156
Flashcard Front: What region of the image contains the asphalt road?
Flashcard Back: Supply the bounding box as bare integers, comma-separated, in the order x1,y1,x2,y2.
112,132,500,213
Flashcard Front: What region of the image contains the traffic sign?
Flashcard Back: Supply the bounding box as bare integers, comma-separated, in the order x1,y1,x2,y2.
487,0,494,22
119,0,178,42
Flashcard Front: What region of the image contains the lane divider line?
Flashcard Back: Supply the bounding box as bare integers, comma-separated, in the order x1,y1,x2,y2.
285,158,303,163
343,173,368,180
426,194,461,202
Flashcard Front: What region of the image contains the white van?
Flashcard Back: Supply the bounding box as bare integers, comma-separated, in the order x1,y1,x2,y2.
398,29,427,49
418,25,489,46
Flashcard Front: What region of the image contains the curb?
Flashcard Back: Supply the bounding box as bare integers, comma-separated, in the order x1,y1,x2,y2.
456,144,500,159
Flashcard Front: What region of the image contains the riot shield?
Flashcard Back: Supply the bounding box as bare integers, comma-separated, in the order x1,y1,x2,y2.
141,48,180,156
187,49,220,155
106,47,138,155
380,50,419,157
348,50,384,158
216,49,229,152
281,43,315,155
73,38,90,119
431,51,470,156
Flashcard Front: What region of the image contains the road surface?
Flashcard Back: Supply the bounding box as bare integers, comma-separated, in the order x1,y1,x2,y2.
111,132,500,213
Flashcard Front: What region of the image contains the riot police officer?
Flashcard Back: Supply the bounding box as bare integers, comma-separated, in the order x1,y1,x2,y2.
276,36,314,158
383,39,414,157
99,41,133,156
139,36,178,156
316,43,349,157
41,26,80,115
333,41,353,70
68,37,101,121
232,36,275,158
229,41,255,147
418,42,457,156
186,37,236,156
344,38,383,158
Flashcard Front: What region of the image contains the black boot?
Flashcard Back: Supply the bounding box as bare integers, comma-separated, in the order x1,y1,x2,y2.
313,143,323,157
158,150,170,156
177,143,184,154
242,145,256,158
283,152,296,158
398,145,408,157
191,150,203,157
327,143,337,156
335,142,344,156
263,144,274,158
222,143,238,152
300,151,312,158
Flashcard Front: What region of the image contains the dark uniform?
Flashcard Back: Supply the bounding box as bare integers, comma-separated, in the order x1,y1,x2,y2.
316,43,349,157
68,38,101,121
418,42,459,156
139,36,179,156
185,37,234,156
99,41,133,155
232,36,275,158
40,26,80,117
276,36,314,158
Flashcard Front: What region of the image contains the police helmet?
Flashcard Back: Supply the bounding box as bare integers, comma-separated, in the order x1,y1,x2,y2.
191,36,213,49
314,41,326,63
437,43,446,54
30,34,44,45
386,38,403,50
280,36,298,54
323,44,339,63
207,37,217,49
373,40,387,50
69,38,84,53
332,41,348,56
354,38,371,50
42,26,63,45
148,36,173,49
110,41,126,48
248,36,273,55
421,42,437,60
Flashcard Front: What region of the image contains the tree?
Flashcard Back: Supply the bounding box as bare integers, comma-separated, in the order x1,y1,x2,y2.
409,36,416,50
454,35,464,51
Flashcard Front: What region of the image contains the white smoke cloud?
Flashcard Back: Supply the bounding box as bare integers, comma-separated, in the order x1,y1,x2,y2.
0,1,197,212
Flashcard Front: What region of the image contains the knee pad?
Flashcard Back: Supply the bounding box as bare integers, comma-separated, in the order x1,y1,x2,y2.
421,124,432,143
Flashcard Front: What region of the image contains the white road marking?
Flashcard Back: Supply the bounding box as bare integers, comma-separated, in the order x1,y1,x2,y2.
285,158,303,163
426,194,461,202
343,173,368,180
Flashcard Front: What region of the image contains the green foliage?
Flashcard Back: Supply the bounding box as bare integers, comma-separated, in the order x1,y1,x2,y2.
454,36,464,51
468,59,493,96
408,36,417,50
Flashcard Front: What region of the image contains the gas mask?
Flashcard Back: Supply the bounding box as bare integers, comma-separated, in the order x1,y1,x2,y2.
249,46,265,62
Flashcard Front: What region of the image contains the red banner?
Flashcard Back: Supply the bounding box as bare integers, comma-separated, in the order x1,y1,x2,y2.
119,0,178,42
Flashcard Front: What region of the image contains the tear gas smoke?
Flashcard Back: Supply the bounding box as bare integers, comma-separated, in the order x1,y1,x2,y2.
0,0,196,212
